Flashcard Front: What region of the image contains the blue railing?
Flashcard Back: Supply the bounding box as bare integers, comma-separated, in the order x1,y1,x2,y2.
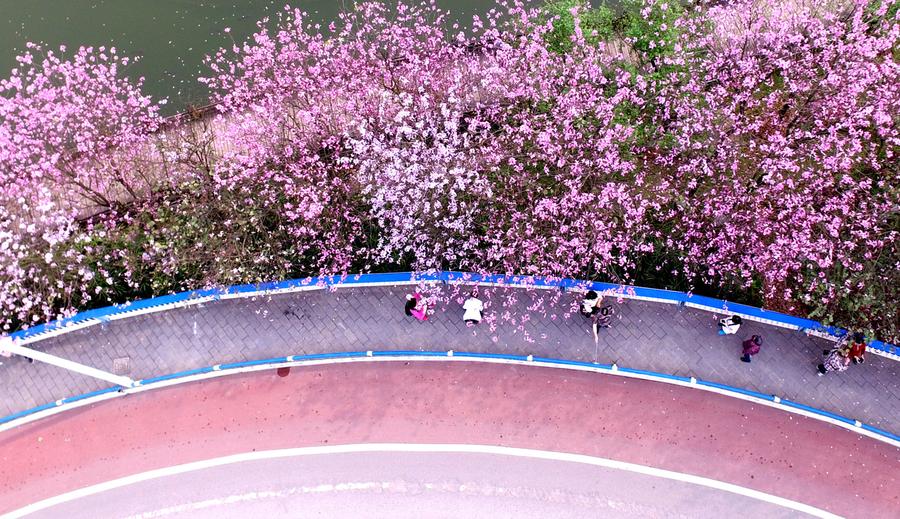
0,350,896,446
6,271,896,357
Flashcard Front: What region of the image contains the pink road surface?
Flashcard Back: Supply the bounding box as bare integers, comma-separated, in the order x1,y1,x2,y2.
0,362,897,517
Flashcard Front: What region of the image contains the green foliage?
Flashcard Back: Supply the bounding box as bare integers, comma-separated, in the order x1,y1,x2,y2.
73,182,315,309
540,0,685,68
620,0,683,70
538,1,687,160
541,0,616,54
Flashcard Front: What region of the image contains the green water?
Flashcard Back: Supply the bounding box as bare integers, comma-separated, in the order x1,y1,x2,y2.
0,0,507,113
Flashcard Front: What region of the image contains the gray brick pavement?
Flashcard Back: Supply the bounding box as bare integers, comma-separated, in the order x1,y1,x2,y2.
1,285,897,433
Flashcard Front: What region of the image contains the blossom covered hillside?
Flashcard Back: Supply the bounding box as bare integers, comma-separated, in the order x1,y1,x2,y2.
1,0,898,343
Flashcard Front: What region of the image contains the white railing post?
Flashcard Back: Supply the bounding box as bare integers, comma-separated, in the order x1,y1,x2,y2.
1,336,136,388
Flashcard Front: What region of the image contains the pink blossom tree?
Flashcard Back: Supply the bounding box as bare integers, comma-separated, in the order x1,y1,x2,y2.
1,0,897,344
0,43,165,213
646,0,899,337
0,43,166,331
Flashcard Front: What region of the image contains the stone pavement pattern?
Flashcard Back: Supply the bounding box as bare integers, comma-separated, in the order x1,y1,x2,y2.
1,285,897,433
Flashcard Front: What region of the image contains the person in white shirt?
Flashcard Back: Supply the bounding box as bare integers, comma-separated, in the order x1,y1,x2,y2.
463,290,484,326
718,315,742,335
581,290,601,317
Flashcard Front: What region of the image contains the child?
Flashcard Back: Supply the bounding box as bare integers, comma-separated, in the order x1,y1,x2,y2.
0,335,30,363
591,305,615,343
0,336,11,366
740,335,762,363
718,315,742,335
847,332,867,365
462,290,484,326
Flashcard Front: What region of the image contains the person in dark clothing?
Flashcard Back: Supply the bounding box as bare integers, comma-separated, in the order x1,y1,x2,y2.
818,346,851,376
404,296,417,316
595,305,614,328
740,335,763,363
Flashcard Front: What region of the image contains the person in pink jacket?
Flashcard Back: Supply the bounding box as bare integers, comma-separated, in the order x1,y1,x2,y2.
404,293,430,321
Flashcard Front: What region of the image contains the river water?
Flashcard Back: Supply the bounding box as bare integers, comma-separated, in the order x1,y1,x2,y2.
1,0,524,113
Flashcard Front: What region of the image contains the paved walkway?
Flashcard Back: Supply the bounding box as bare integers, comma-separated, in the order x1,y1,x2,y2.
0,285,898,432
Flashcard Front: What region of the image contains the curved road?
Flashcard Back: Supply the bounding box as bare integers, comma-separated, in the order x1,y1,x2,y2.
1,362,897,517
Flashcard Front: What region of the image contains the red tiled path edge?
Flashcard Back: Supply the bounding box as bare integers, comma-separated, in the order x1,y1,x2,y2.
0,362,897,517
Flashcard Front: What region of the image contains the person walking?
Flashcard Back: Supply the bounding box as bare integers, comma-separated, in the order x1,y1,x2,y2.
591,305,615,344
717,315,742,335
818,346,851,376
740,335,762,363
846,332,867,365
595,304,614,328
462,290,484,326
404,293,430,321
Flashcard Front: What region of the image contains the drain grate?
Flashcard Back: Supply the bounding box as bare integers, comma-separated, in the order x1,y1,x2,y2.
112,357,131,375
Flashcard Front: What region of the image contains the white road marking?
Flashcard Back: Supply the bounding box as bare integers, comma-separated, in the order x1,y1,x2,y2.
124,482,387,519
2,443,840,519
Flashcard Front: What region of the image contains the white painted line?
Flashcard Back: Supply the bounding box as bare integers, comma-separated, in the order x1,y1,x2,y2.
682,303,802,331
0,444,841,519
870,349,899,361
625,295,681,305
2,344,135,388
105,303,183,321
218,286,324,299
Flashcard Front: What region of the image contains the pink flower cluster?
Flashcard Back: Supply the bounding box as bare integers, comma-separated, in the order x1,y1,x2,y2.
1,0,897,342
0,43,165,331
649,0,899,317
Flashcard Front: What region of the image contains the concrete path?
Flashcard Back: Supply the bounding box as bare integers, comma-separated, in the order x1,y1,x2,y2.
0,285,897,432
